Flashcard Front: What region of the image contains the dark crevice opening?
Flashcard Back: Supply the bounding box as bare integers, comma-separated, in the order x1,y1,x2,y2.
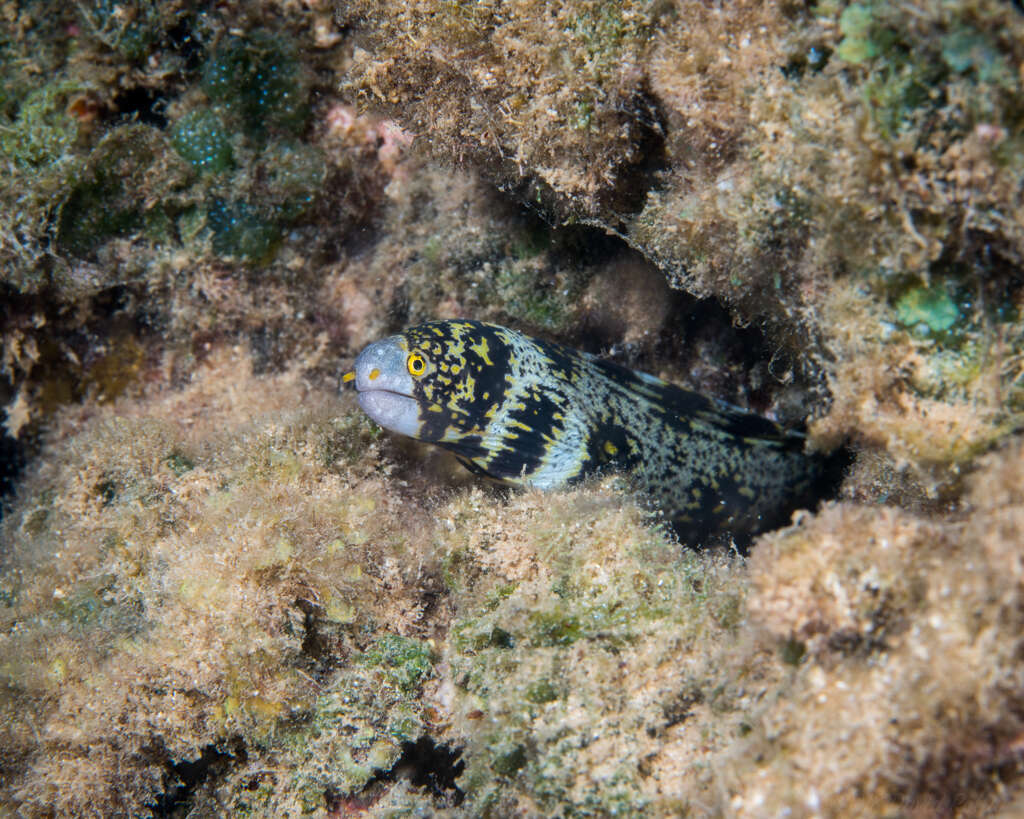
395,736,465,800
164,17,205,73
149,742,238,816
0,431,26,521
112,86,169,128
327,737,465,811
600,86,669,219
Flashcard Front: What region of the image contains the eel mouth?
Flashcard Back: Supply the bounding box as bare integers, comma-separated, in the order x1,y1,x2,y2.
355,385,412,398
341,371,414,404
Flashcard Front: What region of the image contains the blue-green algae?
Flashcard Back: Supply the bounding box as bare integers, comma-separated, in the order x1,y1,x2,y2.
170,110,234,174
206,198,281,262
201,32,309,136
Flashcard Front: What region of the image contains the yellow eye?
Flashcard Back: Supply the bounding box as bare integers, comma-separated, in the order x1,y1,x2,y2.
407,352,427,377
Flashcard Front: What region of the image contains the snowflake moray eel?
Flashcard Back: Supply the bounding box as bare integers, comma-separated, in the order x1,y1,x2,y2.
344,319,833,540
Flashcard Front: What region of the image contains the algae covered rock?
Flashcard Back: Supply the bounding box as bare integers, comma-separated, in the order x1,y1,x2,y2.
0,349,449,815
0,2,387,454
733,439,1024,816
435,486,757,816
5,344,1024,815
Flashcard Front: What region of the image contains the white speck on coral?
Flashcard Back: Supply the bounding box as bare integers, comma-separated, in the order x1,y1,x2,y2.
809,667,826,690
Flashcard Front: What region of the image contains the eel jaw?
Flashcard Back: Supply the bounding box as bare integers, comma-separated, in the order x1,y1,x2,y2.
356,389,422,438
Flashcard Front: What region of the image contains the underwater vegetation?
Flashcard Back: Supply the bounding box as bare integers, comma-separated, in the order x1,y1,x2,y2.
1,0,1024,815
0,1,387,447
0,351,449,815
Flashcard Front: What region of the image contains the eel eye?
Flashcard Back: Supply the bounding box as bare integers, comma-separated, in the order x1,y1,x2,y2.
407,352,427,377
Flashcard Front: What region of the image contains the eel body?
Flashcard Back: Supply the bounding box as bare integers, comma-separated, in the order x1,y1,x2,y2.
345,319,829,539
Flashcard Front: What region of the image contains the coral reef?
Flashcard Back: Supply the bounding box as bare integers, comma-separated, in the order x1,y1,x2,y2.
4,349,1024,816
1,0,1023,816
1,0,382,448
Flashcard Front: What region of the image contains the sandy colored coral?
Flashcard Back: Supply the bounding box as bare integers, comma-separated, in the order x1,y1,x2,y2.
734,439,1024,817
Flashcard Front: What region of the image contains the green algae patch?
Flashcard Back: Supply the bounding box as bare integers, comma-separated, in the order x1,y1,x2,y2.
77,0,186,60
164,450,195,477
941,26,1015,86
258,142,326,218
0,80,89,167
206,197,282,263
358,634,434,694
836,4,879,64
55,125,190,259
199,140,325,262
894,284,960,336
202,31,310,137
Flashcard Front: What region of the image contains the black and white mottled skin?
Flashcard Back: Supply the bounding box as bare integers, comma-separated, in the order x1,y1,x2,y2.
347,319,828,540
